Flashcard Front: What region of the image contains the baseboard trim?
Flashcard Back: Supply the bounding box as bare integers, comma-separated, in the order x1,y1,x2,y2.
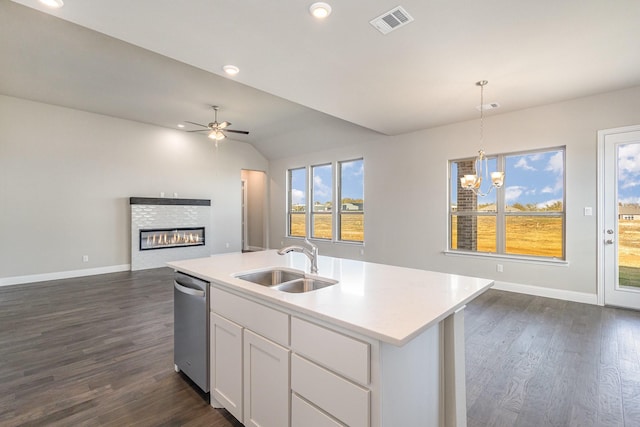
492,280,598,305
0,264,132,287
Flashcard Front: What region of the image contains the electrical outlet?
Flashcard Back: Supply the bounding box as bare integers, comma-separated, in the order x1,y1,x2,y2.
496,264,503,273
82,255,89,262
225,242,230,248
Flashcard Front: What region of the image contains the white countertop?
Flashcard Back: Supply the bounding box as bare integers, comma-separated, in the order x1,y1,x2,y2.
168,250,494,346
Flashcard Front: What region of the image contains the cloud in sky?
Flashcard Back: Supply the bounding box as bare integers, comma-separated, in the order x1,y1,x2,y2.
514,158,536,171
291,189,305,205
313,175,331,199
505,185,526,202
536,199,562,209
545,152,564,175
619,143,640,183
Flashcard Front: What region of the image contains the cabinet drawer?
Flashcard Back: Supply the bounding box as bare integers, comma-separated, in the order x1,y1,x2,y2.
211,287,289,346
291,354,369,427
291,317,369,385
292,393,345,427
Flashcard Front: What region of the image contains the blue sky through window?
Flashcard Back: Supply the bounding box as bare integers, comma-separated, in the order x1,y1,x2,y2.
451,149,564,209
618,143,640,205
341,159,364,200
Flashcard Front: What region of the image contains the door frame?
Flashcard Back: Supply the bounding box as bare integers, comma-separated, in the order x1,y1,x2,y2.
596,124,640,306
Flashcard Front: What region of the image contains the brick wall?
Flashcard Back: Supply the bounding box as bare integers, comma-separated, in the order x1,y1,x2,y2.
456,160,477,250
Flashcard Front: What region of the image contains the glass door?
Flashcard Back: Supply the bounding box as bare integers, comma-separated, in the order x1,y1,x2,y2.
601,126,640,309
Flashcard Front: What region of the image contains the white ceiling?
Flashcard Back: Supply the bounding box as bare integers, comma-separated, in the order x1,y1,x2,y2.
3,0,640,159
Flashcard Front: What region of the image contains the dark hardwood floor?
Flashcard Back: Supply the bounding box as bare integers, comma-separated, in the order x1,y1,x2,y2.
1,268,639,426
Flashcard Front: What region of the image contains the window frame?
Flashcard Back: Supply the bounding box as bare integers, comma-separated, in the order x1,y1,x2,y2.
338,158,365,243
448,146,566,261
286,167,307,238
310,163,333,240
286,158,365,245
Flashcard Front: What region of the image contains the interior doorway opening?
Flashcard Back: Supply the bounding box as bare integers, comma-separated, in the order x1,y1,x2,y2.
241,169,267,252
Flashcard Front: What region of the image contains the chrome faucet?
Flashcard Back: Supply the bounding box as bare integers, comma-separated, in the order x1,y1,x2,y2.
277,238,319,274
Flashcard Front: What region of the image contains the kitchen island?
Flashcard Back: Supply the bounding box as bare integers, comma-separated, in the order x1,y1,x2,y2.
168,250,493,427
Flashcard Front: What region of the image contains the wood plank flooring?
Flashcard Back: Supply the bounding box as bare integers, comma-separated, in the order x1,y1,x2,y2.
1,268,640,426
465,289,640,427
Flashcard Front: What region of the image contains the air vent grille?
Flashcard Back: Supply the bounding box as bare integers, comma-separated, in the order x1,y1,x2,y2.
370,6,414,35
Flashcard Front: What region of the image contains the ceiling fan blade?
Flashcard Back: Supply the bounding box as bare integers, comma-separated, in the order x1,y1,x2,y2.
186,129,208,133
184,121,210,128
218,121,231,129
225,129,250,135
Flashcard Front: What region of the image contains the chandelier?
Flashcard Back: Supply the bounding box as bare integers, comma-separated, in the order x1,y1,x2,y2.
460,80,504,197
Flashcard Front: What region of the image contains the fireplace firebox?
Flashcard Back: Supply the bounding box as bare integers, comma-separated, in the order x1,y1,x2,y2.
140,227,205,251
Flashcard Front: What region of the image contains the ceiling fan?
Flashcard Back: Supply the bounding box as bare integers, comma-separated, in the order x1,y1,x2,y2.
185,106,250,141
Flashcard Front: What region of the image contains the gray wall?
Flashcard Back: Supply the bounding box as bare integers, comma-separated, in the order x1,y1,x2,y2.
269,86,640,298
0,95,268,281
241,169,267,250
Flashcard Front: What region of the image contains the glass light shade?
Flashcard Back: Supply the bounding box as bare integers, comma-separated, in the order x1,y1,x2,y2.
208,130,225,141
461,174,480,189
491,171,504,187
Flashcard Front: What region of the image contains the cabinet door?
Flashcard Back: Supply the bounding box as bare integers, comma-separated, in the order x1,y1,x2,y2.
244,329,290,427
292,393,346,427
210,313,243,423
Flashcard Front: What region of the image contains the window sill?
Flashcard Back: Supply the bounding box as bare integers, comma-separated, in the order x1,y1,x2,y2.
285,236,364,246
443,250,569,266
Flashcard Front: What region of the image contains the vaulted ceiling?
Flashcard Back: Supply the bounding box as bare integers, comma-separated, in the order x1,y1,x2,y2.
2,0,639,159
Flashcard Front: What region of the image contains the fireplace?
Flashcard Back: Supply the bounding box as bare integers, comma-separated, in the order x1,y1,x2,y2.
130,197,211,271
140,227,205,251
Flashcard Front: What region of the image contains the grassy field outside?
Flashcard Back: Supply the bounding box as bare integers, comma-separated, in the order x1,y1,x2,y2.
289,213,364,242
451,216,563,258
619,220,640,287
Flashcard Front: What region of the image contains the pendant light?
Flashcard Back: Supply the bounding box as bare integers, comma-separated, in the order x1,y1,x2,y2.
460,80,504,196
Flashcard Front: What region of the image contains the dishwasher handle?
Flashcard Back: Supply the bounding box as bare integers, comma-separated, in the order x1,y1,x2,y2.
174,281,206,298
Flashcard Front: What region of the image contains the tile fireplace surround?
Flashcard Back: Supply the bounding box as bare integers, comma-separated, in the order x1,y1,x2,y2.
130,197,211,271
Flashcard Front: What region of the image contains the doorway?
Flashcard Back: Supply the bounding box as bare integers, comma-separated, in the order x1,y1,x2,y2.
598,125,640,309
241,170,267,252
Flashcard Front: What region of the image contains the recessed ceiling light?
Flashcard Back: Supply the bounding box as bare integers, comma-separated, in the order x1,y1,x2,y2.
177,124,185,128
39,0,64,8
310,2,332,19
223,65,239,76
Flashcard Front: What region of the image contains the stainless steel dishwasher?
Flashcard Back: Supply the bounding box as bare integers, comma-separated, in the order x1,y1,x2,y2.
174,271,209,394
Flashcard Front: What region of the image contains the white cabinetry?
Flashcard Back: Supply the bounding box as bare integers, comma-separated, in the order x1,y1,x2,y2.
210,313,243,422
210,286,290,427
290,317,370,427
244,329,290,427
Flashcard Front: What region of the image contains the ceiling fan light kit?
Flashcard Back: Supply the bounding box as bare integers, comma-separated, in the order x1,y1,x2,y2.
185,106,250,144
310,2,332,18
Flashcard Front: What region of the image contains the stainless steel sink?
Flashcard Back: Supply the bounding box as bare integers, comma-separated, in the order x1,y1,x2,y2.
235,269,304,286
270,277,337,293
234,268,337,293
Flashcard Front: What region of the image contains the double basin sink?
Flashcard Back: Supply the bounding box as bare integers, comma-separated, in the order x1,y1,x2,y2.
234,268,337,293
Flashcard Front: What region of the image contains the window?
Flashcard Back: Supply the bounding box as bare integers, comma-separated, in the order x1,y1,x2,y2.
287,167,306,238
449,147,565,260
287,158,364,243
339,159,364,242
311,164,333,239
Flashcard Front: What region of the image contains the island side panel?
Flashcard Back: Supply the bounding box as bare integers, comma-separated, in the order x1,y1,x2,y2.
443,306,467,427
379,322,441,426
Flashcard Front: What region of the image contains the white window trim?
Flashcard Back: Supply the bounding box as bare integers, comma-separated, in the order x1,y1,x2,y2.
286,158,365,245
448,146,566,260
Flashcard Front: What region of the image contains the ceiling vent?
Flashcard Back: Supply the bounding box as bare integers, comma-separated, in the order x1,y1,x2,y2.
369,6,414,35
